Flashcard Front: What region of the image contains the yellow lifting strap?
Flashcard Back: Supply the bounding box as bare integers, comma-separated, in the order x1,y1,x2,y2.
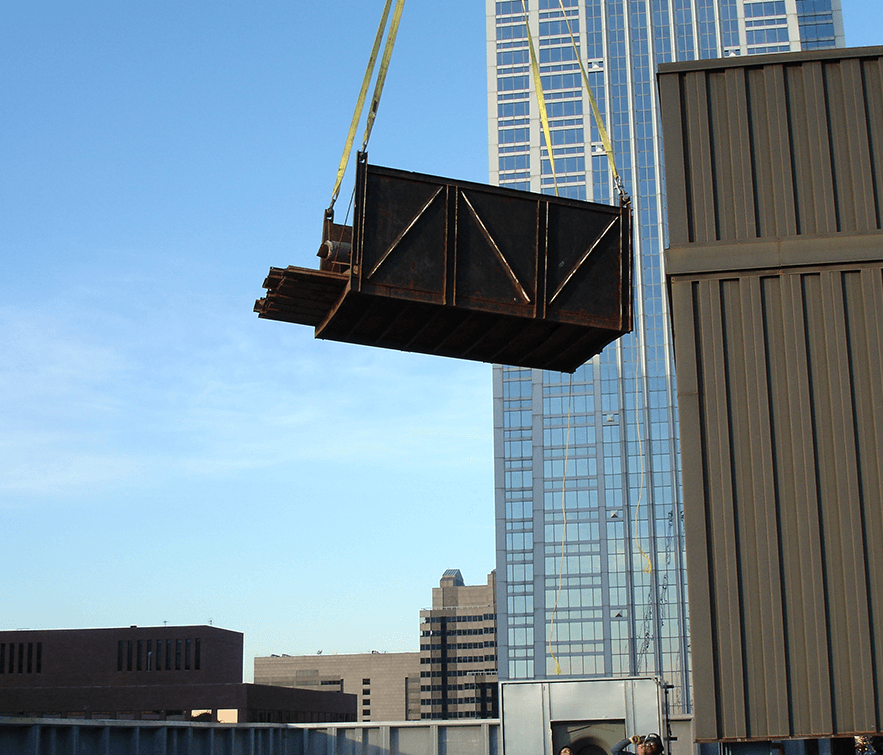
361,0,406,151
554,0,625,198
329,0,406,211
520,0,559,196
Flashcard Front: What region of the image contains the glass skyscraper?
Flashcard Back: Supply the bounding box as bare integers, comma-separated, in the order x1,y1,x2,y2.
487,0,843,714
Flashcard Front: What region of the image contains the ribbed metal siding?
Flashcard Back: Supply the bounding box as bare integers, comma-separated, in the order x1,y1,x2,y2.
660,48,883,743
670,261,883,741
659,47,883,246
0,718,500,755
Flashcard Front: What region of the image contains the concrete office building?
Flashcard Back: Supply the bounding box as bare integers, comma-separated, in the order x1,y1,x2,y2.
419,570,498,720
486,0,844,713
254,651,420,722
0,626,354,723
255,571,498,723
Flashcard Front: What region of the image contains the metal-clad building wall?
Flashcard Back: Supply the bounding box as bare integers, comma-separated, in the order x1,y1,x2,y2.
0,718,500,755
659,47,883,248
659,48,883,743
669,261,883,742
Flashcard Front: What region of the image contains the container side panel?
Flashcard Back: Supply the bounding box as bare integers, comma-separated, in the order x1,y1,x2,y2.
803,272,855,730
842,268,883,732
685,73,716,244
753,276,792,737
762,63,799,239
671,279,719,742
663,47,883,743
500,684,546,755
672,261,883,740
827,60,861,234
726,68,756,242
727,277,788,738
781,272,834,736
660,49,883,254
544,204,626,326
699,279,747,738
360,173,449,302
860,58,883,230
759,274,803,738
659,74,690,247
455,188,540,315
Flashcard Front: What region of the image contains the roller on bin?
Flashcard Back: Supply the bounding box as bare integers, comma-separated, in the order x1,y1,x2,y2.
255,153,632,373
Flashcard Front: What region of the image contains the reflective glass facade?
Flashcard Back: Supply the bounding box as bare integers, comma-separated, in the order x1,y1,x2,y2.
486,0,843,714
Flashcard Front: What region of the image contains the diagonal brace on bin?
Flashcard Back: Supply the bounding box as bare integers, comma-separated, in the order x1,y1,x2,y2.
255,153,632,373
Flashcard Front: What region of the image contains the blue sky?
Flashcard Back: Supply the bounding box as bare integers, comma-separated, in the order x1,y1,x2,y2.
2,2,880,680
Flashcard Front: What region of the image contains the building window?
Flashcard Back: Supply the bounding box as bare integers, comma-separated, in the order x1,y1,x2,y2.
195,638,201,670
175,639,182,670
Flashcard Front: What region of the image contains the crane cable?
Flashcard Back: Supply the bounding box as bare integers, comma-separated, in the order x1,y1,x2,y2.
526,0,632,676
547,373,574,675
520,0,625,200
550,0,648,576
633,369,653,574
329,0,406,211
553,0,625,199
520,0,559,196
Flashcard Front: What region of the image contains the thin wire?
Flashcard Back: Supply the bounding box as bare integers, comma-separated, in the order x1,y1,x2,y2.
554,0,625,199
342,186,356,238
633,361,652,574
520,0,559,196
548,372,574,675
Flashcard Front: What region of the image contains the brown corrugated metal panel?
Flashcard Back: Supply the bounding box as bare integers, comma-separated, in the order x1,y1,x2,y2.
670,260,883,742
659,46,883,256
661,48,883,743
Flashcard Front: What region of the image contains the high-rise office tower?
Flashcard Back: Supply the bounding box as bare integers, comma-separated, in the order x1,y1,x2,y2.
487,0,844,714
419,570,498,720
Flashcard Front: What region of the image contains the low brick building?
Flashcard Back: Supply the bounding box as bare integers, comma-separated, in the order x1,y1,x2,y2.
255,651,420,722
419,570,497,720
0,626,355,723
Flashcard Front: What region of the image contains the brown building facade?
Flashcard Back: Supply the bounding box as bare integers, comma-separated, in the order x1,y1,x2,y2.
419,570,498,720
659,46,883,742
254,651,420,722
0,626,355,723
0,625,240,690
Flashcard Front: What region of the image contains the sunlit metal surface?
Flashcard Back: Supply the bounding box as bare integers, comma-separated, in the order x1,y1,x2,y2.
0,717,500,755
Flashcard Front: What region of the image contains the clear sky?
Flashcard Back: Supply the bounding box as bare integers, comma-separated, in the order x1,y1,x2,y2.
2,2,881,681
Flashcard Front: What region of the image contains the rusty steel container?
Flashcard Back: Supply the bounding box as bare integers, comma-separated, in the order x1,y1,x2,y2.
255,153,632,373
